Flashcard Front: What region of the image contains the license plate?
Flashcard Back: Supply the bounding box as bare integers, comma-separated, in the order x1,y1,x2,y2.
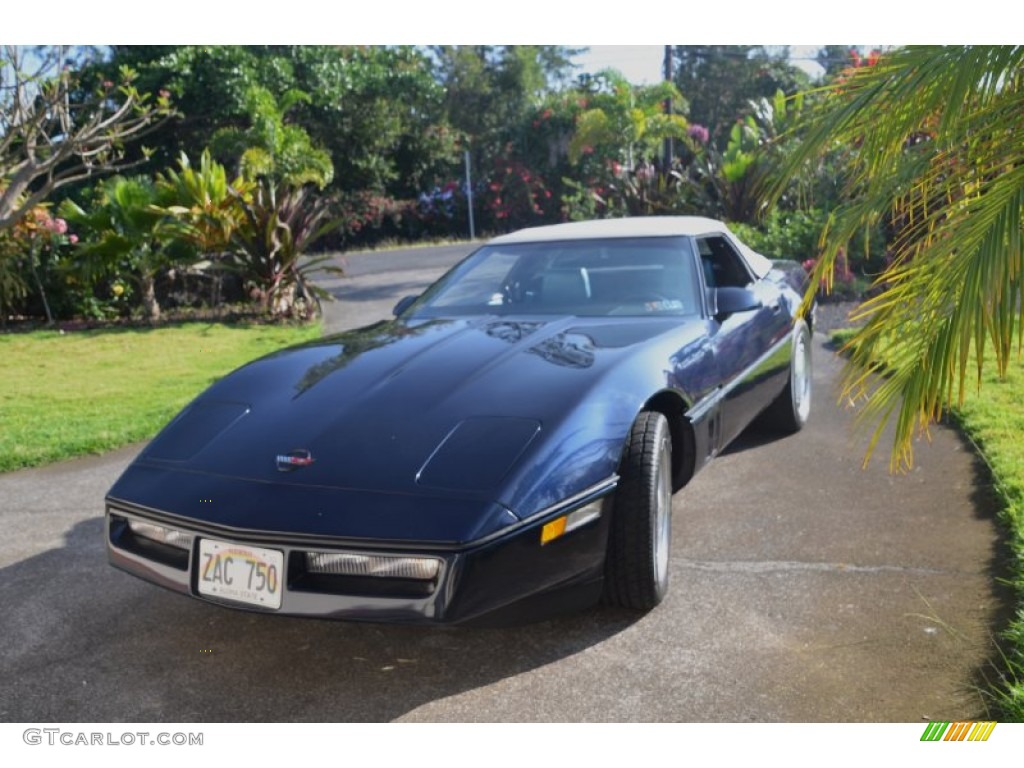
197,539,283,610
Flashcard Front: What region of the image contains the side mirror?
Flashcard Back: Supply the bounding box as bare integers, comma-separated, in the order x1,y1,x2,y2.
713,287,762,318
392,295,419,317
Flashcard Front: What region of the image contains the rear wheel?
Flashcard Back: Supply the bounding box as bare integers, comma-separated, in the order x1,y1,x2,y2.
603,411,673,611
760,319,812,434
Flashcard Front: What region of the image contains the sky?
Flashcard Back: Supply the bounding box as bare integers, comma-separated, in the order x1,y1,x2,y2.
573,45,828,85
4,0,1010,44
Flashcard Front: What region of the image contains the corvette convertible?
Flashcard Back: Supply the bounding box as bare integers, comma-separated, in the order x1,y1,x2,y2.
105,216,813,624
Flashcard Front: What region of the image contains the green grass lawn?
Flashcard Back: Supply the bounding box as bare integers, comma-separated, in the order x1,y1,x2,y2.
831,328,1024,719
0,322,321,473
952,352,1024,718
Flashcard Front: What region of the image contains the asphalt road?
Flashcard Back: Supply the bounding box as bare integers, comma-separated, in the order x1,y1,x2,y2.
0,244,1012,722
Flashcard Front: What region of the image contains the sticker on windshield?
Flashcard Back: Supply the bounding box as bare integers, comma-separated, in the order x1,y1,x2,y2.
645,299,685,312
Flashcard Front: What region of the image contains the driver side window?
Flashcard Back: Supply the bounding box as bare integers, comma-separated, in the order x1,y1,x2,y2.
697,236,753,289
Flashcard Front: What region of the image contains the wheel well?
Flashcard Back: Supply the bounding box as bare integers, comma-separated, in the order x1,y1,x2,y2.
642,391,695,492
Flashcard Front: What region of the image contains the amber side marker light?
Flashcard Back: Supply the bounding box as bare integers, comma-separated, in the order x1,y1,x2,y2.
540,500,603,545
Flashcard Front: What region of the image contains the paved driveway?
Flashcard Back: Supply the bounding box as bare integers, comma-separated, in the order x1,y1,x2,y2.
0,245,1011,721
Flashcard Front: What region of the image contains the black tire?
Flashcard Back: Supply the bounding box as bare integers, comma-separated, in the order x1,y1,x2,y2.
603,411,673,611
760,319,812,434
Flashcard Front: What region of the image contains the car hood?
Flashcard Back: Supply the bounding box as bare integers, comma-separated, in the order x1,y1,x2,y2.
111,315,702,539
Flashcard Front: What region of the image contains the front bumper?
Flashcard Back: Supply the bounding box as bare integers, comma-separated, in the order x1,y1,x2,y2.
105,483,615,625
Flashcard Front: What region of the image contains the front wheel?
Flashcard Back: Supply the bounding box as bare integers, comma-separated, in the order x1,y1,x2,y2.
603,411,673,611
760,319,812,434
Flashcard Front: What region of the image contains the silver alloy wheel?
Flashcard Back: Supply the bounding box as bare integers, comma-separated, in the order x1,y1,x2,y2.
653,438,672,591
792,327,812,424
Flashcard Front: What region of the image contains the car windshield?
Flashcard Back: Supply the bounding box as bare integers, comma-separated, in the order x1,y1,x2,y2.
410,236,701,318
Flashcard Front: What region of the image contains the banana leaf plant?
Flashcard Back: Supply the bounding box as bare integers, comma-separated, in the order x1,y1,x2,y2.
60,176,193,321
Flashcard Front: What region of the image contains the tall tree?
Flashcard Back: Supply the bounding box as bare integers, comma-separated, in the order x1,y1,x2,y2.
432,46,580,164
672,46,809,147
106,46,456,197
289,45,455,195
772,45,1024,470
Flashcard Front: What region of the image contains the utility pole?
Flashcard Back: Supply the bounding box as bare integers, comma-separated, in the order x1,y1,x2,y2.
464,149,475,240
662,45,674,173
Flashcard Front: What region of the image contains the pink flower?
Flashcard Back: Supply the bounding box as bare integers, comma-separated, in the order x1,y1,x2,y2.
69,234,79,244
43,217,68,234
103,80,114,89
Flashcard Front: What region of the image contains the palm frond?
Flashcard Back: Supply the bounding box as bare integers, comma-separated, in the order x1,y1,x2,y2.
772,45,1024,470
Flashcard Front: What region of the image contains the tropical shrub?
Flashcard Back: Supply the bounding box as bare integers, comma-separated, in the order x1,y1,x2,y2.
0,206,84,323
60,176,195,321
227,180,344,319
156,150,251,256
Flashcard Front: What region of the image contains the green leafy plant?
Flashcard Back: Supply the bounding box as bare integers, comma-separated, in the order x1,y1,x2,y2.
227,180,344,319
0,231,30,325
155,150,252,256
60,176,193,321
211,85,333,190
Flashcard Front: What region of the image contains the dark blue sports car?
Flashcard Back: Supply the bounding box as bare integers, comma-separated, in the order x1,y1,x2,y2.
105,217,812,624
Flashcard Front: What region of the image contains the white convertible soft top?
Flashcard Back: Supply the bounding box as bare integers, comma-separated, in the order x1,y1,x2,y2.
487,216,773,279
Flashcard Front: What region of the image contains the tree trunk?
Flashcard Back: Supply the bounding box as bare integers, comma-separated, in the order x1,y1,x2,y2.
141,273,161,322
28,241,55,325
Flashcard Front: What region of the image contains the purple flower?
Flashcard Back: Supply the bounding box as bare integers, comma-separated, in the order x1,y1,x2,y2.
687,124,709,145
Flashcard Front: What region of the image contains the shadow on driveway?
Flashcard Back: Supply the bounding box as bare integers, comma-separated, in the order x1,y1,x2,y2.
0,518,638,722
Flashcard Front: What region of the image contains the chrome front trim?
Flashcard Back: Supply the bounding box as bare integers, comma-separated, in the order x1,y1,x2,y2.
107,508,455,621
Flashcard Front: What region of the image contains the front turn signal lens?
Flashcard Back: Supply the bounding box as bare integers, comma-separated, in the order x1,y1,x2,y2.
540,499,604,545
540,516,567,545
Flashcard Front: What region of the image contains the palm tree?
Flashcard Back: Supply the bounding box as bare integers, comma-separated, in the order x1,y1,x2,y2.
569,69,689,169
773,45,1024,470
